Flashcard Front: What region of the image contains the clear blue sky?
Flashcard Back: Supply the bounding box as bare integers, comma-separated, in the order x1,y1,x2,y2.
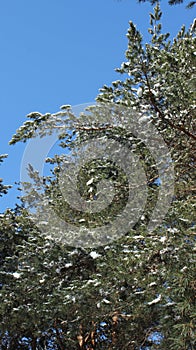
0,0,195,211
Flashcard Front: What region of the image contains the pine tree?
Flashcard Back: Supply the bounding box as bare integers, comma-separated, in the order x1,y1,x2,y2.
1,4,195,349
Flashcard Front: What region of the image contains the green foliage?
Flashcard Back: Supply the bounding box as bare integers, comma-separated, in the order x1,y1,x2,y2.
0,155,11,198
1,4,195,350
137,0,196,9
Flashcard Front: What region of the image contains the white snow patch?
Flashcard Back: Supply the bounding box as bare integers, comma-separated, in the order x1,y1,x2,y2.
90,251,101,259
103,298,111,304
65,263,73,268
137,87,143,97
147,294,161,305
86,178,94,186
160,236,167,243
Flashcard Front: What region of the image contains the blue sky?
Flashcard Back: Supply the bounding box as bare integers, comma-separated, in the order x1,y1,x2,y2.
0,0,195,211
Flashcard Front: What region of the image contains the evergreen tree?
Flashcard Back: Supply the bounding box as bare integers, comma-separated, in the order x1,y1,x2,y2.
0,4,195,349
